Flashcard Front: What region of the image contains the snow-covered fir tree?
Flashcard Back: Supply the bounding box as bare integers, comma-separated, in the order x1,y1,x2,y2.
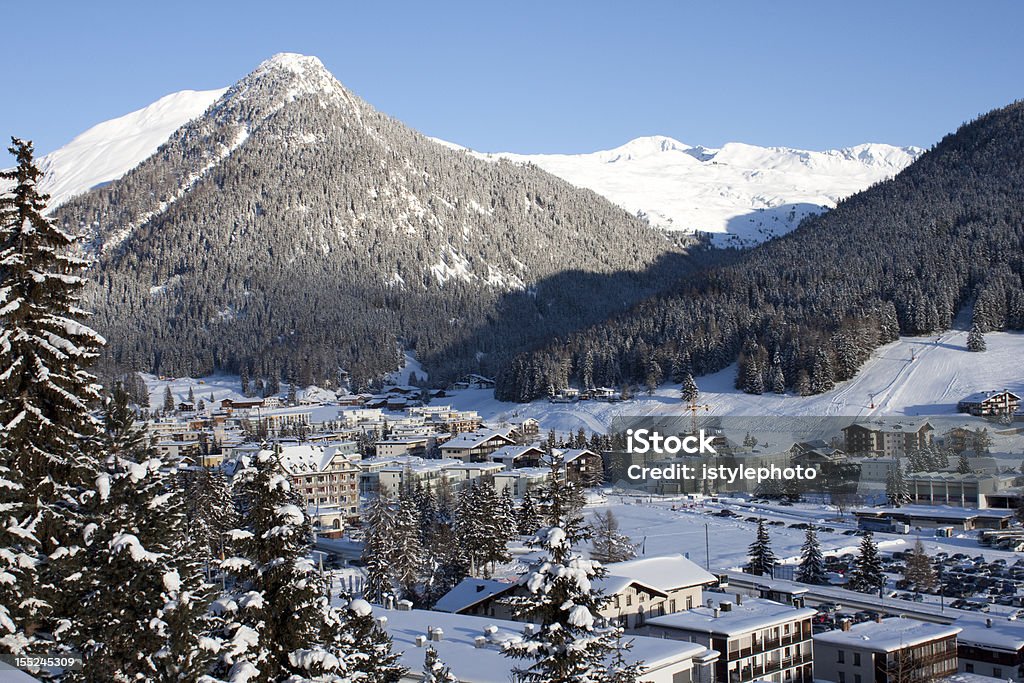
747,519,777,576
517,489,541,536
0,138,104,661
795,526,826,585
455,483,511,578
501,520,640,682
956,452,973,474
213,448,338,681
392,494,424,599
885,462,910,506
422,644,457,683
333,596,405,682
680,372,699,403
849,531,885,594
589,510,637,564
78,385,215,681
361,495,397,605
182,466,240,581
163,385,175,413
967,322,987,351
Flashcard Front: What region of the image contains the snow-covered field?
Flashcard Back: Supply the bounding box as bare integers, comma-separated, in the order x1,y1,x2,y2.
450,135,921,245
446,328,1024,437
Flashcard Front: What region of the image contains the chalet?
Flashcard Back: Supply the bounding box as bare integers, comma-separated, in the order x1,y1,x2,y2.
440,429,516,462
450,374,496,391
592,386,622,401
489,444,546,470
445,554,718,630
640,592,816,683
813,617,960,683
219,398,265,416
550,387,580,403
957,389,1021,416
558,448,605,486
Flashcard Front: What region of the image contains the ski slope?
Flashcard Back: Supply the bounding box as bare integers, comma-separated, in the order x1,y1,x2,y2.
446,329,1024,434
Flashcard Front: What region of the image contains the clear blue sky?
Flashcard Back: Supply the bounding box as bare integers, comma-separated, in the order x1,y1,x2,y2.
5,1,1023,155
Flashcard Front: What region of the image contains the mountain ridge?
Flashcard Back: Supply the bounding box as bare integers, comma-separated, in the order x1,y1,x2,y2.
35,54,919,246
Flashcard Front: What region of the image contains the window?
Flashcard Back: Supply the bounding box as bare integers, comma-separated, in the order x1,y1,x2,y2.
854,675,861,683
686,596,693,609
626,594,632,606
993,668,1002,678
838,673,846,683
964,664,974,674
853,653,860,666
838,650,845,664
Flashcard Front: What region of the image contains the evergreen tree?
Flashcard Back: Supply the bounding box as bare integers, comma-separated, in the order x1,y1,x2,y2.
392,495,424,599
79,387,215,680
795,526,826,585
362,495,398,604
956,452,973,474
213,448,332,681
336,597,406,682
747,519,777,576
422,644,458,683
589,510,637,564
287,382,297,406
903,540,936,593
0,138,105,661
187,385,195,405
885,462,910,506
810,349,835,394
680,372,699,403
517,489,541,536
182,466,239,580
163,385,175,413
502,515,640,682
967,323,987,352
849,531,885,594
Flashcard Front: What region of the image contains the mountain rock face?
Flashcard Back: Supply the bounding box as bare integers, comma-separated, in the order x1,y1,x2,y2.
55,54,699,387
462,135,923,245
497,102,1024,401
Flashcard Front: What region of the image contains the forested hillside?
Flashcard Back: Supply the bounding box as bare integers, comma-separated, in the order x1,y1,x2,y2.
55,54,707,389
496,101,1024,401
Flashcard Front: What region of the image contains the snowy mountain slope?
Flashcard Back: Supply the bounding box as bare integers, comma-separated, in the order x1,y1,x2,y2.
37,81,919,245
454,135,923,245
444,329,1024,434
36,88,227,208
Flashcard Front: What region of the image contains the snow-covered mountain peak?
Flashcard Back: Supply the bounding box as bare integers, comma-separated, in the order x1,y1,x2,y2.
462,138,924,244
226,51,352,109
35,87,226,207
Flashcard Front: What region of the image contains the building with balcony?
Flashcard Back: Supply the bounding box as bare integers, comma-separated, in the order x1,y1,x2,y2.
639,593,815,683
813,617,960,683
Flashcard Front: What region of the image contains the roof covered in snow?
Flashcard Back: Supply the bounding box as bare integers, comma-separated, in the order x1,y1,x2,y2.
273,443,358,475
603,553,718,592
441,429,515,450
433,578,513,613
954,615,1024,652
378,607,709,682
813,617,961,653
646,595,815,637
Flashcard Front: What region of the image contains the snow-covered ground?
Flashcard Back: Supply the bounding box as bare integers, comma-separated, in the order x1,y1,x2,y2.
447,135,922,245
446,329,1024,437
